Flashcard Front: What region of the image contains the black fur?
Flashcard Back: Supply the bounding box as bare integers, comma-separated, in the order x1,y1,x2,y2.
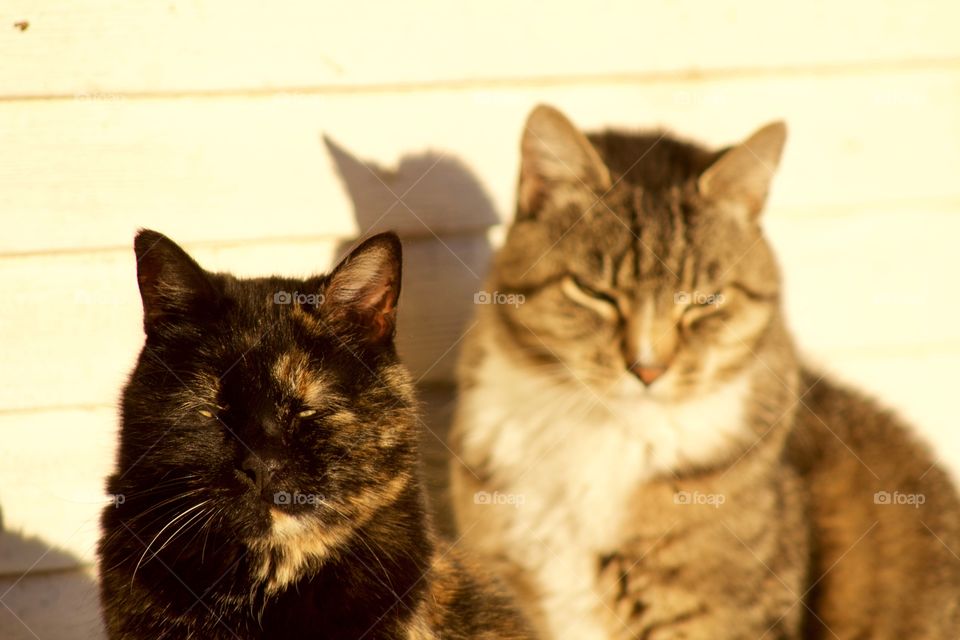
98,230,531,639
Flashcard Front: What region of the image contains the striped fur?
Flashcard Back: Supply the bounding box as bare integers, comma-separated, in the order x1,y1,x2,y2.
450,105,960,639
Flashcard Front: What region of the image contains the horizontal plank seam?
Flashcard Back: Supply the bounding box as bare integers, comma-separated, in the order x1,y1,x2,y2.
772,197,960,219
1,56,959,104
0,226,500,261
0,403,114,416
4,196,960,261
804,341,960,360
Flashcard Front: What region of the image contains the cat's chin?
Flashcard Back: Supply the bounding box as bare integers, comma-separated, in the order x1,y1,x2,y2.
244,507,337,545
268,507,311,536
241,507,354,590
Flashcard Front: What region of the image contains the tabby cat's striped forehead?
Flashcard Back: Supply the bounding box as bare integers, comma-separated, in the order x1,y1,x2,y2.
545,185,694,286
497,180,753,296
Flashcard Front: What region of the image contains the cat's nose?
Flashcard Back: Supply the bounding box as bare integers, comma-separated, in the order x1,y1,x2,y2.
239,454,276,490
630,364,667,386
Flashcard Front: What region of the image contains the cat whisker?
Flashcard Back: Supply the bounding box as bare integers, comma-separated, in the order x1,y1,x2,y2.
99,491,207,556
130,500,211,587
117,474,200,495
173,505,224,564
200,507,226,565
300,498,402,592
154,505,213,559
350,530,396,592
113,490,208,535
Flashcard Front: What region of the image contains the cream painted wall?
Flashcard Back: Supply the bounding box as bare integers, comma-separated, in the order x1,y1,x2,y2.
1,2,959,637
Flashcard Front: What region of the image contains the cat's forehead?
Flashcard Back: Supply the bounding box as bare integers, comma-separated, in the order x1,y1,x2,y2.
198,342,342,410
271,348,327,405
563,187,748,288
563,189,683,275
201,311,341,398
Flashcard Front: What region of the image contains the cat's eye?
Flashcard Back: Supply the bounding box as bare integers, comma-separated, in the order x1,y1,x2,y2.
570,276,615,303
562,276,619,319
296,409,317,419
198,409,215,418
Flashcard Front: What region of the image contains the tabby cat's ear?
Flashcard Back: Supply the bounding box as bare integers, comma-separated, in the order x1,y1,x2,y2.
322,232,402,345
519,104,612,218
698,121,787,222
134,229,217,333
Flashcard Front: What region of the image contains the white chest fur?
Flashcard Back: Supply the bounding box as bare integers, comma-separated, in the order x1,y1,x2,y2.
456,349,752,640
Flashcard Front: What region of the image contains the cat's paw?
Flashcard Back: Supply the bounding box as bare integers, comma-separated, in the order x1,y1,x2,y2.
596,552,650,636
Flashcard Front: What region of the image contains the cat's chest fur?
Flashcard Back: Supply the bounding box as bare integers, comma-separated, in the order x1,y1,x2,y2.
459,348,752,638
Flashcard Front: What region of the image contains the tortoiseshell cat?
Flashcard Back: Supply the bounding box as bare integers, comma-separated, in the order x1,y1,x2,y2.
99,230,532,639
450,105,960,639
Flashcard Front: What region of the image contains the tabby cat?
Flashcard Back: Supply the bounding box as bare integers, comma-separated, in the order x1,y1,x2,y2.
99,230,532,639
449,105,960,639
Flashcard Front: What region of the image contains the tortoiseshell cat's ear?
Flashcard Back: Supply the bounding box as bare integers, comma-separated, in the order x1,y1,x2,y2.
698,121,787,222
519,104,612,218
322,232,402,344
133,229,217,334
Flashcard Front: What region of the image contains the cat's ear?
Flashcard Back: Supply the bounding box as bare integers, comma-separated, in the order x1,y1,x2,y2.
134,229,217,333
519,104,612,218
698,121,786,222
322,232,402,345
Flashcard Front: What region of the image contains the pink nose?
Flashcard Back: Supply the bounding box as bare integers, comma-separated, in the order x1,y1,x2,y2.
630,365,667,386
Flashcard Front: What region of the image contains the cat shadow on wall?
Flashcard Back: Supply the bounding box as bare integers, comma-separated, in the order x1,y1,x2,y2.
0,507,105,639
322,136,500,534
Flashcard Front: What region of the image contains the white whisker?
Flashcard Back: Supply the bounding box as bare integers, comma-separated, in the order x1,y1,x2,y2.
130,500,211,587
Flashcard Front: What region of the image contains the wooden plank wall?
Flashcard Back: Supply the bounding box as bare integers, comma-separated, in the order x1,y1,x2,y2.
2,0,959,582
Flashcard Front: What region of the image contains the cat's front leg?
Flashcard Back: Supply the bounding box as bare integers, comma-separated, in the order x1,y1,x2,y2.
597,551,799,640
